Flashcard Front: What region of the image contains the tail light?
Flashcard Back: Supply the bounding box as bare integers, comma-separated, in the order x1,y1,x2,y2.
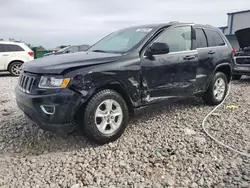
28,51,34,57
231,48,236,55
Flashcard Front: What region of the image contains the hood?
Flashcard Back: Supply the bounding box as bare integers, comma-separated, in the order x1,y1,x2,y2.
235,28,250,49
23,52,122,74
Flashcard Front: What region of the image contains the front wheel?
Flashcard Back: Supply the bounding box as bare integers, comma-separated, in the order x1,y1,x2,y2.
79,89,129,144
202,72,228,105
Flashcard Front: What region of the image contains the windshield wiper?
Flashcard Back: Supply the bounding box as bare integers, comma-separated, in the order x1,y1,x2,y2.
91,50,108,53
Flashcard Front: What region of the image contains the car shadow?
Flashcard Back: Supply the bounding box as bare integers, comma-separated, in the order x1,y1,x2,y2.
0,97,205,157
0,114,96,156
232,76,250,85
130,97,204,123
240,76,250,82
0,71,12,77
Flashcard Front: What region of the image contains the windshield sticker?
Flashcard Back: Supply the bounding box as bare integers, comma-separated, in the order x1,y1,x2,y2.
136,28,152,32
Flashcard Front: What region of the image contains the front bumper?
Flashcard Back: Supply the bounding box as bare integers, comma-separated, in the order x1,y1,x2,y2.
233,57,250,75
15,87,82,135
233,65,250,75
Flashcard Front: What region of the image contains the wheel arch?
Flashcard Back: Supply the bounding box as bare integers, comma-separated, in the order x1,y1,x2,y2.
91,82,135,115
76,81,135,122
214,63,232,83
7,60,24,71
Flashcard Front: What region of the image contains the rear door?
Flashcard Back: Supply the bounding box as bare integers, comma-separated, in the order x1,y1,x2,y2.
203,29,228,85
4,44,26,69
193,28,210,92
140,25,199,101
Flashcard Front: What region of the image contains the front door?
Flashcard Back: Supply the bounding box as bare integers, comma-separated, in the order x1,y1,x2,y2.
140,26,198,102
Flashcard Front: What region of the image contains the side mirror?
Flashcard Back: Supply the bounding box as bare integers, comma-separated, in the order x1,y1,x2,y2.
145,42,170,56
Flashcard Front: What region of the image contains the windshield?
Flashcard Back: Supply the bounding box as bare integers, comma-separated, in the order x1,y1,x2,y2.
88,27,153,53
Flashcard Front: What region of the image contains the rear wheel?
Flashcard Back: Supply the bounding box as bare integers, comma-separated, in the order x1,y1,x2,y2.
232,74,242,80
202,72,228,105
78,89,129,144
9,62,22,76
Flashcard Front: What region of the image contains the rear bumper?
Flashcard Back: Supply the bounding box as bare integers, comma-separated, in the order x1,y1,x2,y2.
15,87,82,135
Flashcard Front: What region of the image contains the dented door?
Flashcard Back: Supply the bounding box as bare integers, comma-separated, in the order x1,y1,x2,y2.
140,25,198,103
140,51,198,101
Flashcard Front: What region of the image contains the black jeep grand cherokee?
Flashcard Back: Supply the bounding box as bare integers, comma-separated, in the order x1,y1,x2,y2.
16,22,234,144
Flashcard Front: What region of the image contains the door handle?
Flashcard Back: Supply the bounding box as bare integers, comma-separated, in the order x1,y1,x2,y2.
183,55,195,60
208,51,216,55
2,54,9,56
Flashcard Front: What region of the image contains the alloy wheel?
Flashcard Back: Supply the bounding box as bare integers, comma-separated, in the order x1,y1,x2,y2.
95,99,123,135
213,78,226,101
11,64,22,76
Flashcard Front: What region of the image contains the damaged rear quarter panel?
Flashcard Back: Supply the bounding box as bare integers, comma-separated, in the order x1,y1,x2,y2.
66,55,142,108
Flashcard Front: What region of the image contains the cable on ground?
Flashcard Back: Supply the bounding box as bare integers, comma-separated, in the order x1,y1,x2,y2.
202,82,250,158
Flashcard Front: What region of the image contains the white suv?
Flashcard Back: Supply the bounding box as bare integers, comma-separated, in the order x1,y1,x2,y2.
0,41,34,76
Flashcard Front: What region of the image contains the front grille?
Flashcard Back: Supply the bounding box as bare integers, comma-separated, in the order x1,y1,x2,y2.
235,57,250,65
18,74,35,93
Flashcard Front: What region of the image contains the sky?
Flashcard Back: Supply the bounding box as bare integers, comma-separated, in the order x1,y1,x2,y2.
0,0,250,48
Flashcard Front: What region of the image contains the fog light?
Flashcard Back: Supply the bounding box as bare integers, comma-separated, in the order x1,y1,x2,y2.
40,105,55,115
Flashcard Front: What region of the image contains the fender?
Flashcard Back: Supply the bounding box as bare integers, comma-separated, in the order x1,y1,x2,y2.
214,62,232,82
6,60,24,70
204,62,232,91
70,72,142,115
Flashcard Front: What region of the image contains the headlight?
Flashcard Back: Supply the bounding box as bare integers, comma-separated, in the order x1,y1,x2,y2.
38,76,71,88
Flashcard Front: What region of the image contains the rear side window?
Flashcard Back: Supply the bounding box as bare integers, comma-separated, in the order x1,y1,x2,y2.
5,44,24,52
0,44,5,52
204,30,225,47
195,29,207,48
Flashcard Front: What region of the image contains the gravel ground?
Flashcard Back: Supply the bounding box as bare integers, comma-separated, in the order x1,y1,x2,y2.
0,72,250,188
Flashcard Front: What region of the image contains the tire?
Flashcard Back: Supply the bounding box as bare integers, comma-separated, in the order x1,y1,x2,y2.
9,61,22,76
232,74,242,80
79,89,129,144
202,72,228,105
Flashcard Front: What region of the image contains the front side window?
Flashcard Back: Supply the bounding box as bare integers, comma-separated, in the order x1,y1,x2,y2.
88,27,153,53
79,45,89,51
195,28,208,48
68,46,78,53
154,26,192,53
5,44,24,52
205,30,225,47
57,46,69,53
